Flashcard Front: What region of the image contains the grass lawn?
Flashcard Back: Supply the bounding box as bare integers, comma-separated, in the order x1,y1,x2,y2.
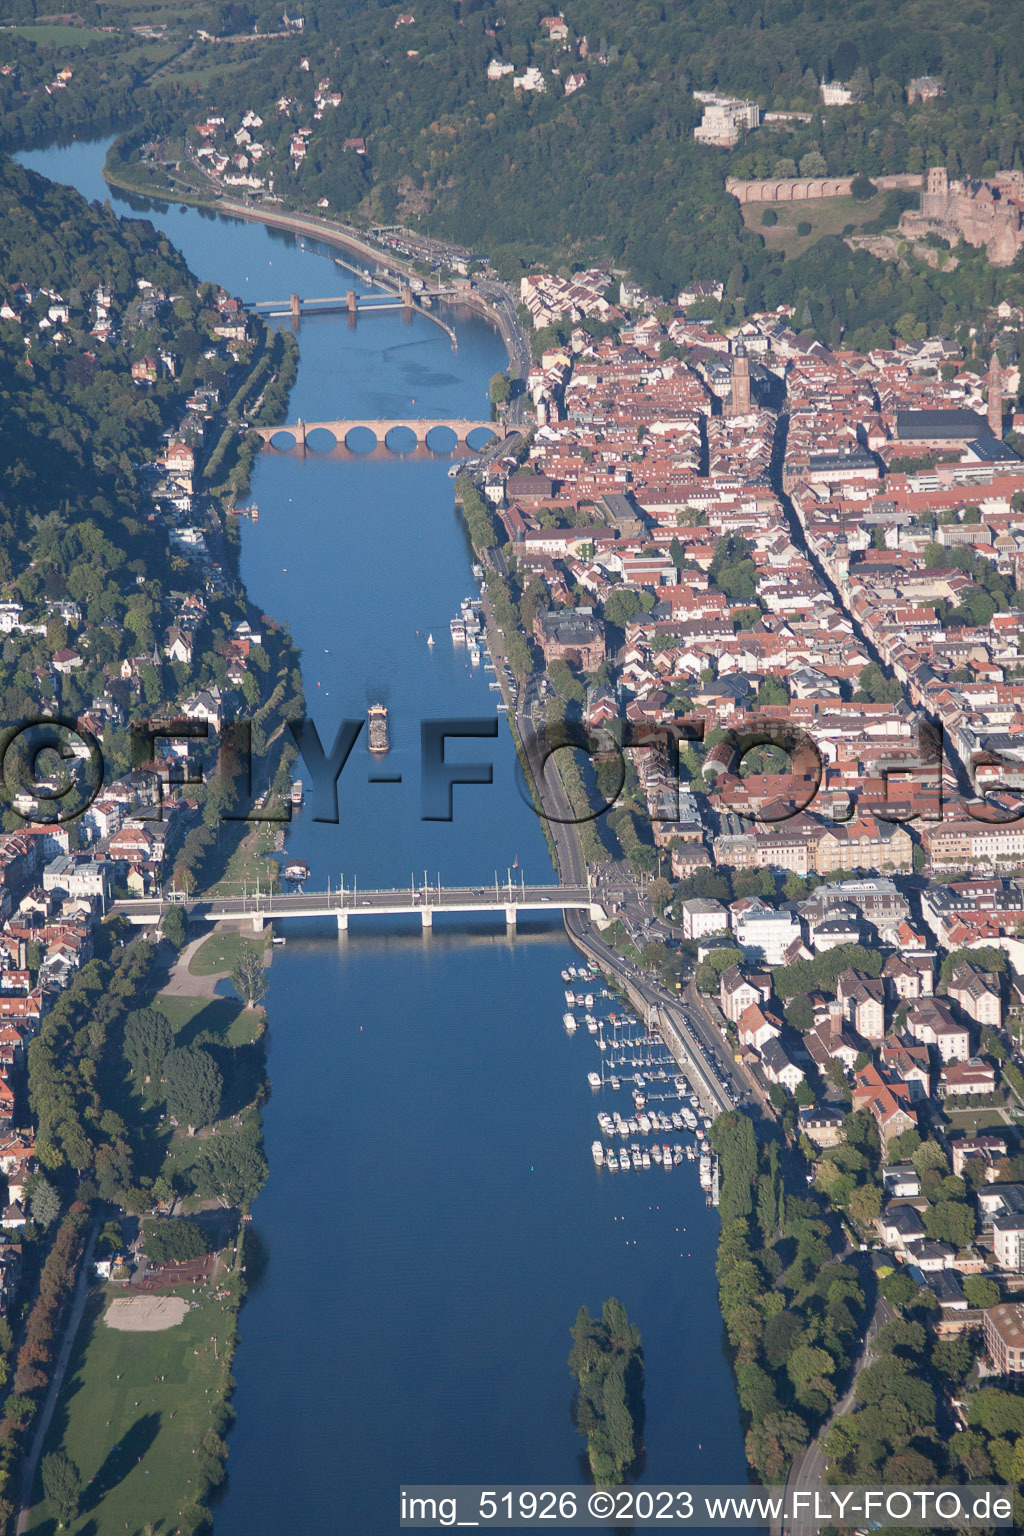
154,992,261,1048
205,824,280,898
188,929,267,979
944,1104,1010,1134
26,1283,235,1536
742,191,895,257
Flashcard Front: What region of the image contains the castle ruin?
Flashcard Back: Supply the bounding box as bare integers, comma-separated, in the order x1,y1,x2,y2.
902,166,1024,266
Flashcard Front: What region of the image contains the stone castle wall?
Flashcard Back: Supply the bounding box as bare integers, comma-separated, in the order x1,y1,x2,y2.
726,172,922,205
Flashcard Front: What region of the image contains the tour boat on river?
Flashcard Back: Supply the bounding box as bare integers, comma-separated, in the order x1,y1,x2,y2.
368,703,390,754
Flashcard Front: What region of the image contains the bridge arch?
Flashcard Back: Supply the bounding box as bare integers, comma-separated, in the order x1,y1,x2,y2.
383,424,420,454
424,424,459,454
304,425,339,453
343,425,379,454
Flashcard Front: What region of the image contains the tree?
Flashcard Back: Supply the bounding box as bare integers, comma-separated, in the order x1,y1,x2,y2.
123,1007,173,1084
910,1139,948,1177
880,1271,917,1306
923,1200,975,1249
786,995,814,1033
231,940,268,1008
489,371,510,406
42,1452,81,1529
939,946,1007,989
850,174,877,202
745,1411,808,1479
603,588,654,628
164,1046,222,1134
695,946,743,994
932,1334,974,1383
848,1183,881,1228
161,904,187,948
27,1174,60,1229
964,1275,1000,1309
194,1117,268,1211
143,1218,210,1265
854,662,902,704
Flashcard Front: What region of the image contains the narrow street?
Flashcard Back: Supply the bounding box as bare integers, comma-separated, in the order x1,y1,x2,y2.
780,1294,894,1536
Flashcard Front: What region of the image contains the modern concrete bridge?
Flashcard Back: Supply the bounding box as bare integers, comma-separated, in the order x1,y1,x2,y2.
253,417,506,451
112,882,605,933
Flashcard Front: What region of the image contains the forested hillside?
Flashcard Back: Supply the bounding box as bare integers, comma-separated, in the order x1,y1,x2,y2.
0,154,300,741
3,0,1024,337
0,157,191,570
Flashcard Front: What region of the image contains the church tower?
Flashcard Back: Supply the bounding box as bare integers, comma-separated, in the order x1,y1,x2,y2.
730,339,751,417
988,347,1003,438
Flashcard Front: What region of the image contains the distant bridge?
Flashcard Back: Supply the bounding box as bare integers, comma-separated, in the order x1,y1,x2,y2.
247,288,461,319
244,286,462,344
113,883,606,933
253,417,508,452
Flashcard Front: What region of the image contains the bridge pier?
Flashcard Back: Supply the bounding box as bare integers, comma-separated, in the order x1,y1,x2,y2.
252,915,264,933
505,905,518,929
347,289,357,313
336,911,348,932
290,293,301,320
421,907,433,929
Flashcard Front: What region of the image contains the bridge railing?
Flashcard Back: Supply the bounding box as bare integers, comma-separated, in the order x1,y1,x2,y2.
114,884,589,911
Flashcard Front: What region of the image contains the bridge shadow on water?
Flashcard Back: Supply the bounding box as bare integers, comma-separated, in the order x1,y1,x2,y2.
267,912,571,949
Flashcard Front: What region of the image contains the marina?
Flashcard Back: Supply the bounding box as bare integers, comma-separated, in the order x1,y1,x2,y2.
560,969,720,1203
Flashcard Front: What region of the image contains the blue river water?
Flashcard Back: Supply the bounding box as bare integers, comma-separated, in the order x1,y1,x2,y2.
19,139,750,1532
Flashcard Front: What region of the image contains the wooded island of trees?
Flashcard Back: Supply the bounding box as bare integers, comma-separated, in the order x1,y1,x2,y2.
569,1298,645,1485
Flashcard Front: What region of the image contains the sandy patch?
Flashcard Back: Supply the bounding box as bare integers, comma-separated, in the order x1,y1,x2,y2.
104,1295,188,1332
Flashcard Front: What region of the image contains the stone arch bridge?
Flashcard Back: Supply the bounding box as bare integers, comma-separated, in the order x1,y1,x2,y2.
252,418,511,452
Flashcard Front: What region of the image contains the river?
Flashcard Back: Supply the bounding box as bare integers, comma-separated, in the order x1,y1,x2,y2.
19,139,750,1532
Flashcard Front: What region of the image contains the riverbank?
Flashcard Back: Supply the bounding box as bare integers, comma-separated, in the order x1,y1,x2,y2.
101,158,525,379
